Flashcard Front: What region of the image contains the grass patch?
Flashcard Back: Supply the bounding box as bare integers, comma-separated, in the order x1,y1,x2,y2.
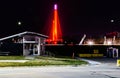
35,56,87,65
0,56,88,67
0,56,25,60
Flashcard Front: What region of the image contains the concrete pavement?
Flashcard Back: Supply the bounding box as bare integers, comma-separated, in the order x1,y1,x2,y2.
0,57,119,78
0,65,120,78
79,58,102,65
80,57,118,66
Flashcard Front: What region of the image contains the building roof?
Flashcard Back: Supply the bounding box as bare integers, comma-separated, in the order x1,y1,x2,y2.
0,31,48,41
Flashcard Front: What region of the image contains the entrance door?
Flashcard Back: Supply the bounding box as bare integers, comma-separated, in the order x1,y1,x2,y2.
33,44,39,55
113,48,119,58
107,47,119,58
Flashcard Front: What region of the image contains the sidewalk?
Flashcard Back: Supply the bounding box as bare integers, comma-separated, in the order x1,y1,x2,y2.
79,58,101,65
77,57,118,66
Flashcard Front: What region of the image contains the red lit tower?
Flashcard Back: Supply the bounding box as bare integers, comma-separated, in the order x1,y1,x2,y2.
46,4,63,44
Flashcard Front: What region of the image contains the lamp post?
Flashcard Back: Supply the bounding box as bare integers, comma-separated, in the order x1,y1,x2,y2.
87,40,94,56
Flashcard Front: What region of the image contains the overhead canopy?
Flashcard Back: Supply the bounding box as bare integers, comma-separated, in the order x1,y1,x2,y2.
0,31,48,41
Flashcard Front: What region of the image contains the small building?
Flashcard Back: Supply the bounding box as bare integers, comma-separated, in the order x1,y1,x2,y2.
0,31,48,56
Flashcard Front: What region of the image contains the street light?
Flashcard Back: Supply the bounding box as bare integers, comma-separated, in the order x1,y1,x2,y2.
110,19,114,23
87,41,94,55
87,41,94,45
107,41,112,45
18,21,22,26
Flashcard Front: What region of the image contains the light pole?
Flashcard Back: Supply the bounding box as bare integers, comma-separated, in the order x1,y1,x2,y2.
87,40,94,56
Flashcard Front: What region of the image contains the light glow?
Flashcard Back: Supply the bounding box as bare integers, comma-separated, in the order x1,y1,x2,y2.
54,4,57,10
18,21,21,25
110,20,114,23
87,41,94,45
107,41,112,45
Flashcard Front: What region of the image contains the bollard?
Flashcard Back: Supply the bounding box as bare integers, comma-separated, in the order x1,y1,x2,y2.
117,59,120,67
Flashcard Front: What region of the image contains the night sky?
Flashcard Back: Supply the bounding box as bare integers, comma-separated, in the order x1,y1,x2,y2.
0,0,120,39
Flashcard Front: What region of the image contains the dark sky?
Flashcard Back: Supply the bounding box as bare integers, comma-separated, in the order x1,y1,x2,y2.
0,0,120,38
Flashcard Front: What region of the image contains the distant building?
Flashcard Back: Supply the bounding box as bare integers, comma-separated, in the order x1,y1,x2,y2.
0,31,48,56
79,32,120,45
106,31,120,38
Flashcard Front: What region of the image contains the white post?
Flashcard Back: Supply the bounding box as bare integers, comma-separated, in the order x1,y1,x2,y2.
116,49,119,58
79,34,86,45
113,36,116,44
104,36,106,45
38,38,41,55
23,37,25,56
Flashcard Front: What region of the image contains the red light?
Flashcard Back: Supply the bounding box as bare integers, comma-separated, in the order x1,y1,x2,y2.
46,4,63,44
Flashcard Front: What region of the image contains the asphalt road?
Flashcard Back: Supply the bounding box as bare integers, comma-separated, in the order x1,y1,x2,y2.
0,58,120,78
